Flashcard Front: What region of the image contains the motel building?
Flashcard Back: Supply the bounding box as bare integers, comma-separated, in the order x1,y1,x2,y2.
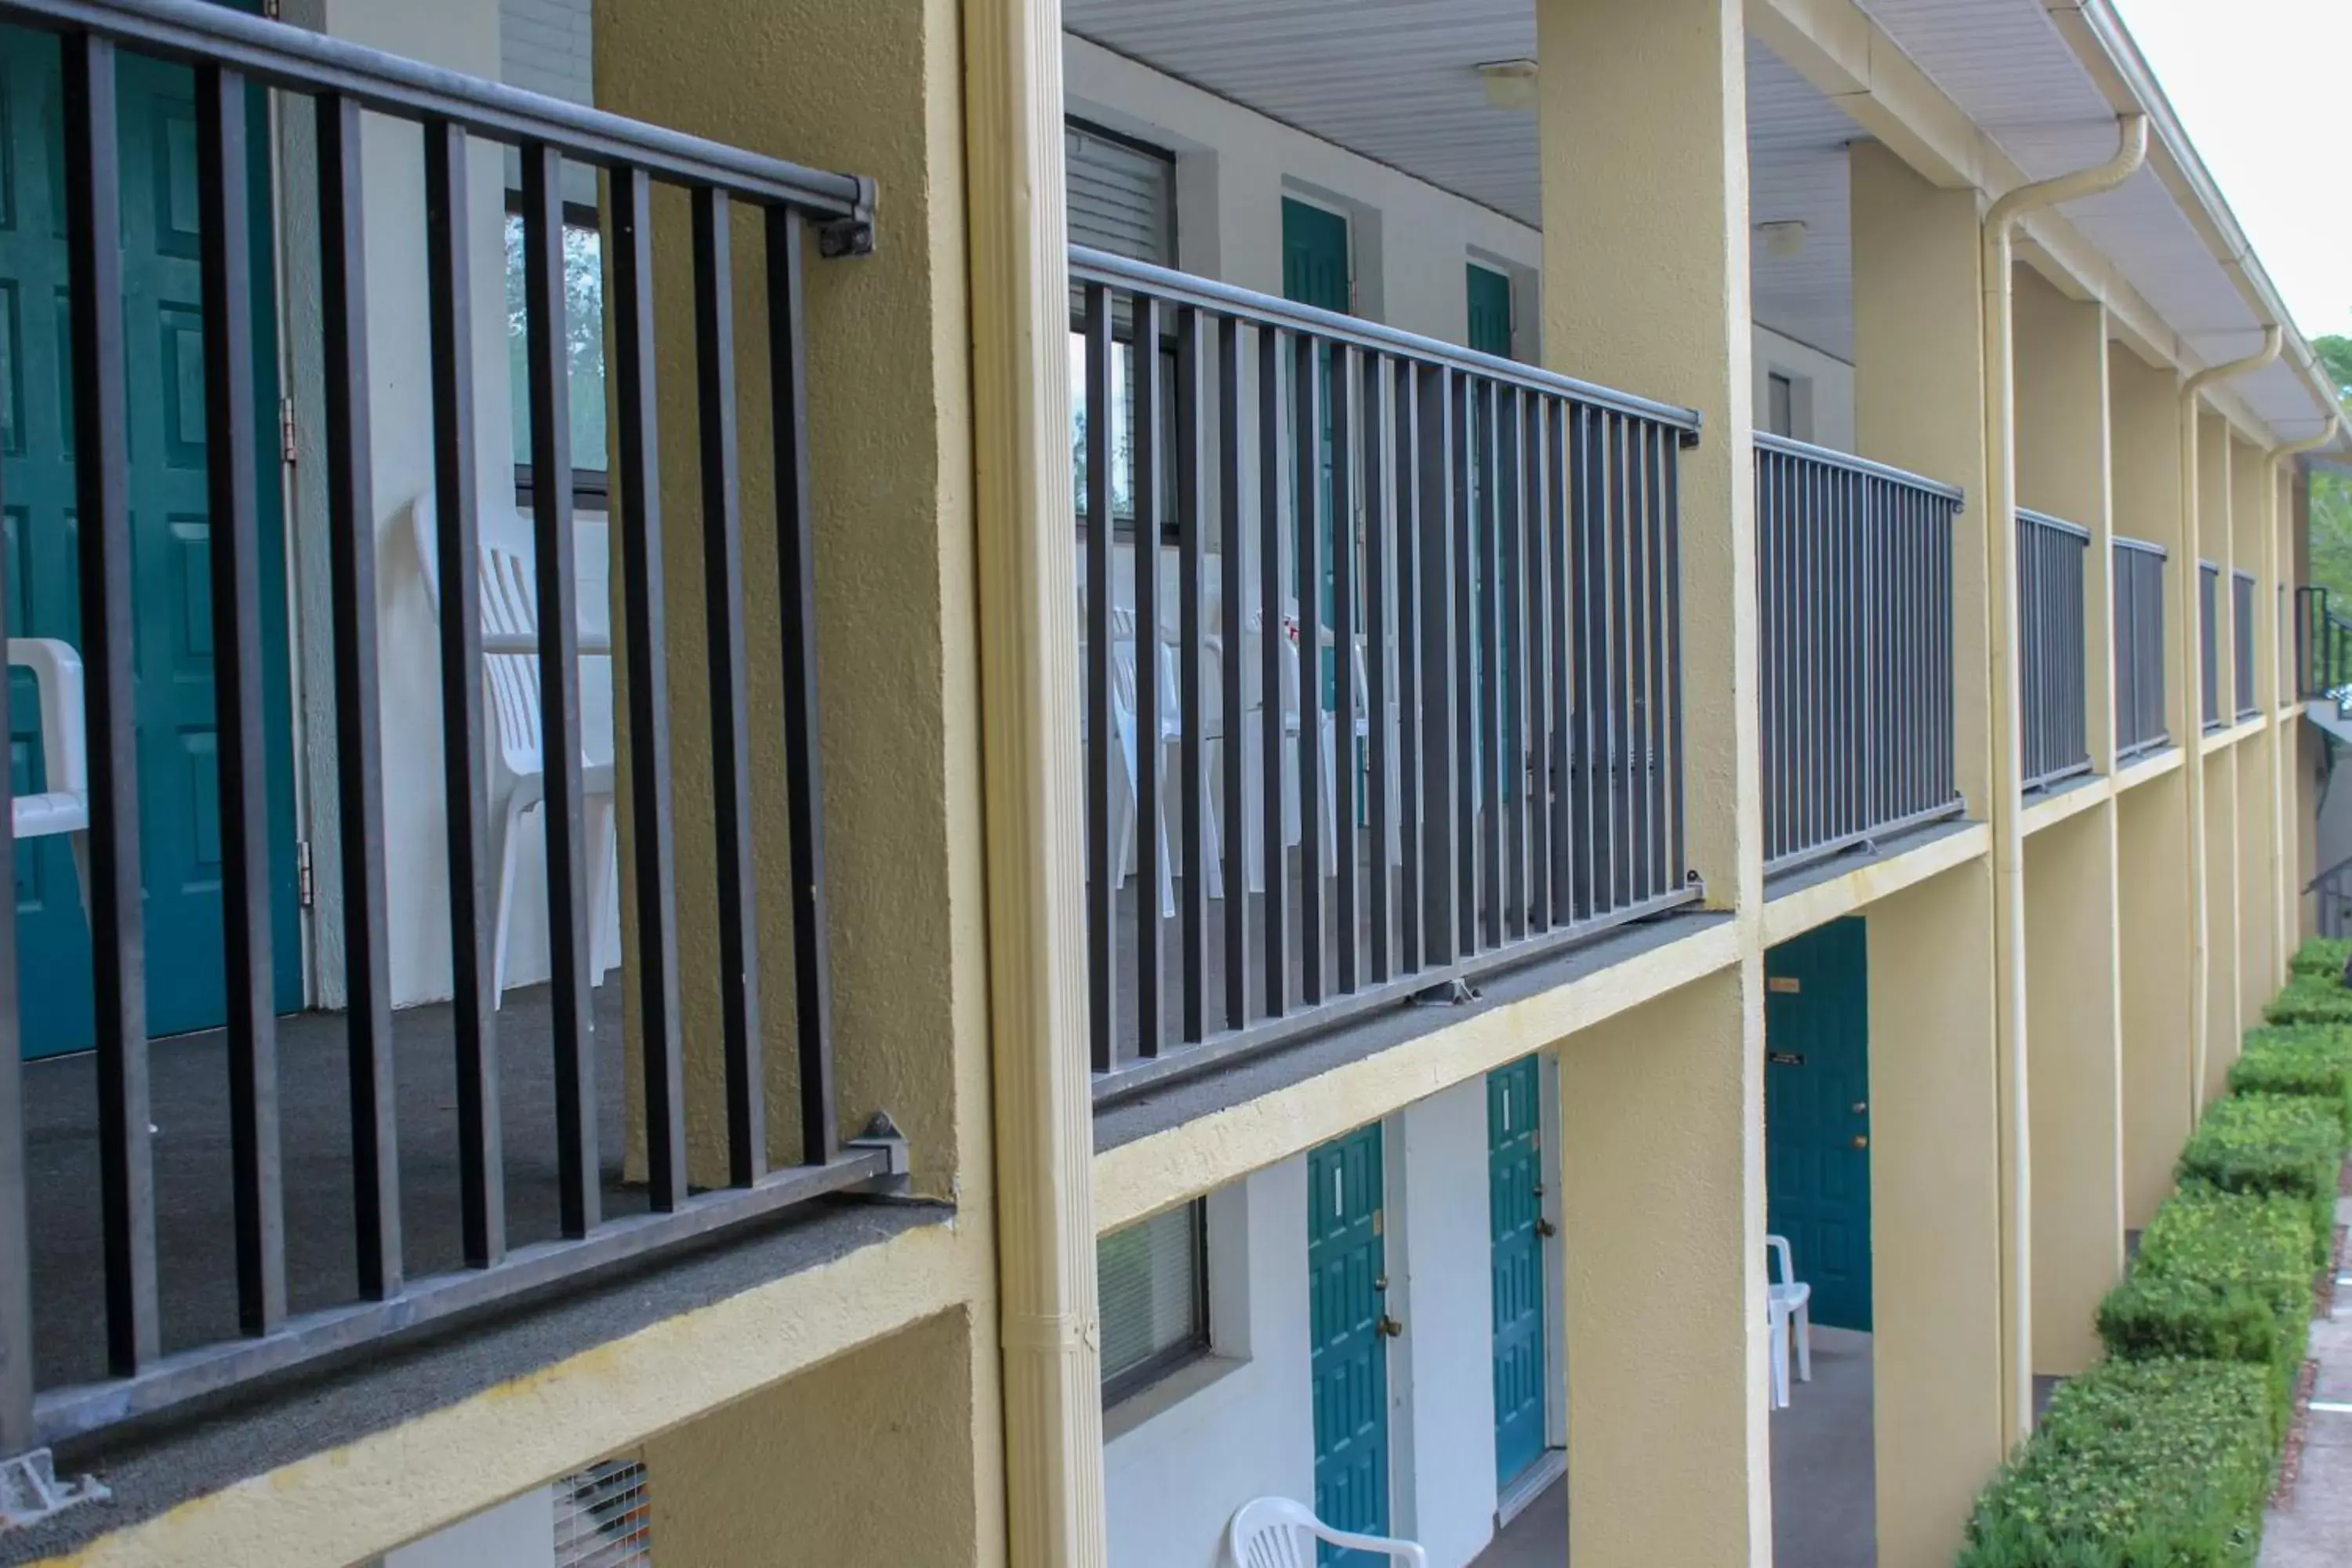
0,0,2339,1565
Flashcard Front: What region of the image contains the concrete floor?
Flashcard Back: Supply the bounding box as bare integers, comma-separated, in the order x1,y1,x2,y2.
2260,1200,2352,1566
1471,1325,1878,1567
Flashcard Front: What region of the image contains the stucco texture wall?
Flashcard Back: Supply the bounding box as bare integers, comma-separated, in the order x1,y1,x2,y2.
643,1308,985,1566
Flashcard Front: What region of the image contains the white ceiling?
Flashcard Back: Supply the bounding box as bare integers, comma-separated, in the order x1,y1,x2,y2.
1064,0,2332,445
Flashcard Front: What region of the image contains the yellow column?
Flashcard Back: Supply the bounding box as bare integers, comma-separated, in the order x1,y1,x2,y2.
2235,434,2274,1026
2013,269,2122,1374
2201,412,2241,1104
1868,861,2006,1568
1846,140,2014,1548
1539,2,1768,1561
2109,344,2190,1225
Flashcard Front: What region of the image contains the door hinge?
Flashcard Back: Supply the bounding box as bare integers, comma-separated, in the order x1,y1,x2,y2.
262,0,282,20
279,397,298,465
296,839,314,908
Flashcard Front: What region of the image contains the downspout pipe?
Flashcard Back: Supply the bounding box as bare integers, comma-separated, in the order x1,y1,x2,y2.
2265,416,2340,1006
2178,325,2281,1133
1980,111,2147,1443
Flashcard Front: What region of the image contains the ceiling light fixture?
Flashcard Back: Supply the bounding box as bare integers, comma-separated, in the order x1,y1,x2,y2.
1755,220,1809,260
1476,57,1539,112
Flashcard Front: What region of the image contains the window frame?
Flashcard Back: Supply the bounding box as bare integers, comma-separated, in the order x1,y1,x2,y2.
506,190,612,514
1098,1199,1213,1408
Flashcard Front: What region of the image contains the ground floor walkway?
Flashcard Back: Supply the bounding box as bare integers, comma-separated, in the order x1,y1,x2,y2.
1472,1326,1878,1566
2261,1198,2352,1566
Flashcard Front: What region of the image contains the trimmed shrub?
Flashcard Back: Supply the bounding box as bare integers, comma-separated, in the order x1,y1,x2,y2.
2288,936,2352,979
2175,1092,2346,1263
1956,1357,2275,1568
2264,973,2352,1027
2230,1025,2352,1134
2102,1185,2317,1423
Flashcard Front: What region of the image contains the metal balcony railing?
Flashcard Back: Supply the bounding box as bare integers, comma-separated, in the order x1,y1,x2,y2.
2296,586,2352,701
1754,435,1962,873
0,0,885,1454
2016,509,2090,792
2231,568,2257,720
2112,536,2168,761
1072,247,1700,1099
2200,561,2222,731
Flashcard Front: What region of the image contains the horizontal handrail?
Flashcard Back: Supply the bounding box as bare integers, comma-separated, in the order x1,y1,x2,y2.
1070,245,1703,438
2017,506,2091,542
2114,534,2168,560
0,0,877,232
1751,432,1967,502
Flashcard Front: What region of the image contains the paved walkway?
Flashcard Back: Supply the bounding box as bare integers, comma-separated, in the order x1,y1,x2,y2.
2261,1200,2352,1566
1472,1326,1878,1566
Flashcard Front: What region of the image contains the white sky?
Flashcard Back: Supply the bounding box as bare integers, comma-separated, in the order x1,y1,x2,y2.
2113,0,2352,343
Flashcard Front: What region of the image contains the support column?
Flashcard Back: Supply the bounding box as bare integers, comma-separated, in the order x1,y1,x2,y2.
2200,413,2241,1104
2234,433,2276,1018
1868,860,2006,1568
1559,968,1767,1567
2013,269,2122,1375
1539,4,1768,1562
2109,345,2190,1226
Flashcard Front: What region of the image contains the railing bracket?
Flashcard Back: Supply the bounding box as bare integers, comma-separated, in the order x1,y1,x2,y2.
818,217,875,260
847,1111,911,1195
0,1449,109,1534
1412,978,1479,1008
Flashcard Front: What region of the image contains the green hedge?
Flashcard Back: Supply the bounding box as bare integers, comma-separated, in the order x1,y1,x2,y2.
2288,936,2352,979
2098,1185,2317,1424
1957,1358,2277,1568
2264,973,2352,1027
2230,1025,2352,1134
2176,1092,2347,1263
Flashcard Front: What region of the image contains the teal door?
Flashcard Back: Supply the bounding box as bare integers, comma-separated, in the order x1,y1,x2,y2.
1465,263,1512,358
1308,1123,1391,1565
0,16,302,1057
1764,918,1872,1330
1487,1056,1548,1486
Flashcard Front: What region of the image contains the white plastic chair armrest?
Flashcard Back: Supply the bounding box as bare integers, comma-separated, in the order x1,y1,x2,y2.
1765,1233,1795,1289
1310,1523,1427,1566
9,638,86,798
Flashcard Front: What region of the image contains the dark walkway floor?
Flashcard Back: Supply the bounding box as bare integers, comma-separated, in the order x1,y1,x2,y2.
1470,1326,1878,1567
23,981,636,1392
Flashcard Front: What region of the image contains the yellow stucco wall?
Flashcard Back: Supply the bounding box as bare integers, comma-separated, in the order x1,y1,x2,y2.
2118,769,2194,1227
2203,748,2241,1105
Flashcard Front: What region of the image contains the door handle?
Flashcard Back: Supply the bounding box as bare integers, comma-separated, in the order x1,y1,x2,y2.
1376,1315,1404,1338
1851,1135,1869,1150
1536,1217,1558,1239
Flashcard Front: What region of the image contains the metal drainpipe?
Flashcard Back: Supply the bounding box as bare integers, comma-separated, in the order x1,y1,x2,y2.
2267,416,2342,1000
2176,328,2280,1131
1978,112,2147,1441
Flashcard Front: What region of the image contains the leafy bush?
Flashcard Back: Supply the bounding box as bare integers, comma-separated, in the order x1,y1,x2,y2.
2176,1093,2346,1262
2230,1025,2352,1134
2265,974,2352,1027
1957,1358,2275,1568
2103,1185,2318,1422
2289,937,2352,979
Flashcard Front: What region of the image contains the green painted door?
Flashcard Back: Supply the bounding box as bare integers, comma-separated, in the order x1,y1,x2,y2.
1764,917,1872,1330
1308,1123,1391,1564
0,16,302,1057
1465,263,1512,358
1487,1055,1548,1486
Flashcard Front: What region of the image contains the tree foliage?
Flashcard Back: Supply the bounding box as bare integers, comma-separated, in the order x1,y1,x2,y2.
2310,336,2352,606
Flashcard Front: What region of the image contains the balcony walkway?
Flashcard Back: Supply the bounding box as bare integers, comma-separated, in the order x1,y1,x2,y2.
2260,1195,2352,1566
21,983,642,1393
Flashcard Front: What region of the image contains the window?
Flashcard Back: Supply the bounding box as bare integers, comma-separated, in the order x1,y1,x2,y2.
506,198,609,509
1766,372,1795,439
1066,119,1178,539
1098,1201,1209,1404
554,1458,651,1567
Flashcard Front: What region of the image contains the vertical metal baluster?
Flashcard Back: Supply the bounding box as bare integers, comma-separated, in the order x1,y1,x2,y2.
1176,306,1207,1045
1259,328,1287,1016
0,290,27,1449
1525,394,1549,931
1452,373,1477,950
613,171,684,1209
423,121,501,1265
1084,283,1115,1067
764,207,837,1161
1664,424,1686,886
1294,332,1323,1004
1135,298,1164,1058
1645,423,1669,896
317,93,402,1294
695,193,766,1183
1420,366,1458,967
1628,423,1654,898
1571,404,1599,920
1218,317,1247,1033
1547,401,1573,917
521,144,596,1234
1607,414,1632,911
1330,345,1358,995
198,64,284,1330
1394,361,1423,975
1480,383,1504,948
1363,352,1392,984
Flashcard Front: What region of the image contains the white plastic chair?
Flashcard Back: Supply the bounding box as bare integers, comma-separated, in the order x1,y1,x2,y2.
9,638,89,906
411,495,617,1003
1766,1233,1813,1410
1225,1497,1425,1568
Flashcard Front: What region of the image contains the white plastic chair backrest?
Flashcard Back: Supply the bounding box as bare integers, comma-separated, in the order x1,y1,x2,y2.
7,639,85,798
408,492,546,783
1225,1497,1425,1568
1766,1234,1796,1289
